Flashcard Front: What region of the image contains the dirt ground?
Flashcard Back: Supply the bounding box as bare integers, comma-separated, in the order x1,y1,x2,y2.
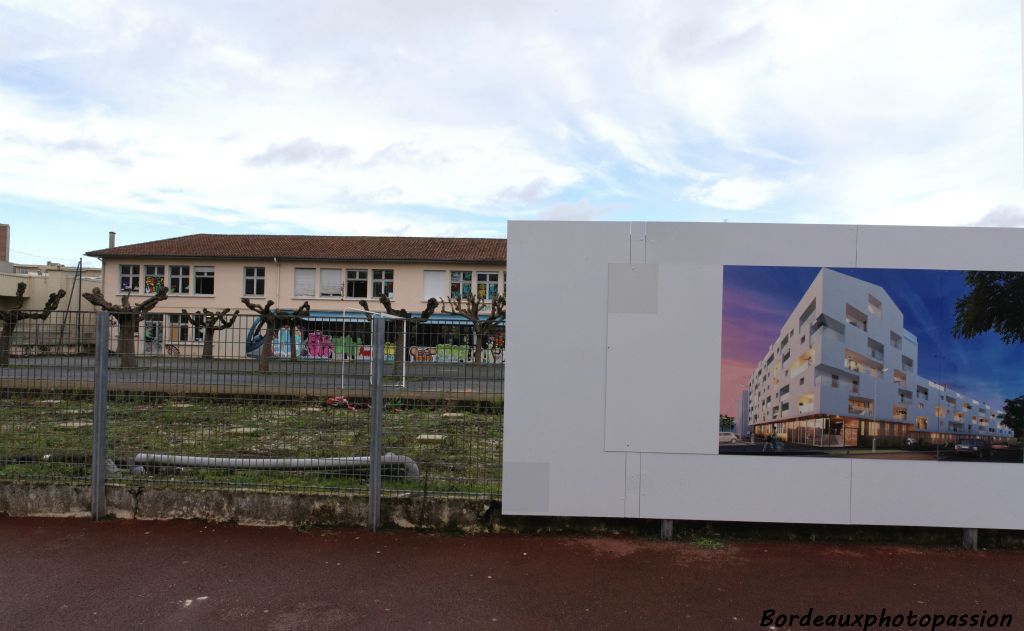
1,517,1022,630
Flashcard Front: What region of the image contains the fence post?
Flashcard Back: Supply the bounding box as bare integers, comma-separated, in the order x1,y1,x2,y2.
368,314,385,531
91,316,110,520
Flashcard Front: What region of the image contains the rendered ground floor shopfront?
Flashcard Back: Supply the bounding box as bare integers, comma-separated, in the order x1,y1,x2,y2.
751,415,1008,449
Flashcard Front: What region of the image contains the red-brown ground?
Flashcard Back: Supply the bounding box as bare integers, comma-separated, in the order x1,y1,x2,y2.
1,517,1021,630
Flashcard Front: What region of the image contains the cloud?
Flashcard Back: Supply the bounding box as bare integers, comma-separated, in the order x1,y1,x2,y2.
246,137,354,167
0,0,1019,260
973,205,1024,228
494,177,556,205
533,199,606,221
684,177,783,211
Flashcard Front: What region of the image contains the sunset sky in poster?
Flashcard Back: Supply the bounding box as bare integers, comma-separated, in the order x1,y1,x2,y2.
720,266,1023,418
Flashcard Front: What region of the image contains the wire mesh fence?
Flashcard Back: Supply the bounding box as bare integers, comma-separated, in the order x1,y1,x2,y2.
0,310,503,504
0,311,99,484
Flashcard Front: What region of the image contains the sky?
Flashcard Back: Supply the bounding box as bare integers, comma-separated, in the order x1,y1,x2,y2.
720,266,1023,418
0,0,1021,268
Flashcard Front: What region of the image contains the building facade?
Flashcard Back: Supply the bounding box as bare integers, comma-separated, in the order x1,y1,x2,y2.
85,234,506,361
745,268,1013,447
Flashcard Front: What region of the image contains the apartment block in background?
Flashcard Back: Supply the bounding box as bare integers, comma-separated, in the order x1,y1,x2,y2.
745,268,1012,448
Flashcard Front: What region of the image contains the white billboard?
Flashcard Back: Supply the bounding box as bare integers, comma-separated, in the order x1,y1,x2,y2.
503,221,1024,528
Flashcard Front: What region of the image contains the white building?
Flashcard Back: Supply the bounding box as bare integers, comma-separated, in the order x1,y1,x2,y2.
745,268,1013,448
735,389,750,438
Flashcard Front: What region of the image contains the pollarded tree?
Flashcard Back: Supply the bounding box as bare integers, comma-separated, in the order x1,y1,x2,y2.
358,295,440,372
241,298,311,371
82,287,168,368
442,293,506,364
181,308,239,360
0,282,66,365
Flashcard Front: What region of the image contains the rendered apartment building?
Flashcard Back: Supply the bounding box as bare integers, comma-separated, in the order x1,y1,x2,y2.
744,268,1013,447
85,233,506,359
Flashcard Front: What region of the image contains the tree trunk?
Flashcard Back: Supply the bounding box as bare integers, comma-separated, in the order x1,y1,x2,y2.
473,328,484,365
117,317,137,368
202,330,214,360
0,320,14,366
392,329,406,377
259,321,278,372
289,323,298,362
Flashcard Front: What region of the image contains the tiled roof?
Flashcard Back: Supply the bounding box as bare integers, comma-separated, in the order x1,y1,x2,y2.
86,234,507,263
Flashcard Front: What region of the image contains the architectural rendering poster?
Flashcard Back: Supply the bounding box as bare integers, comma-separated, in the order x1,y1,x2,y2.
720,266,1022,462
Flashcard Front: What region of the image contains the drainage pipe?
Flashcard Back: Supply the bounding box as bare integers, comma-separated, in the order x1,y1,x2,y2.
132,453,420,480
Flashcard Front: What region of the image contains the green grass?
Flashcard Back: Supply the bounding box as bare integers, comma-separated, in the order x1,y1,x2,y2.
0,394,502,497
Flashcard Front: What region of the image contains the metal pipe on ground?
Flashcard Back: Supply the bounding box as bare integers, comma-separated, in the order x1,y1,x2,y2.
131,453,420,479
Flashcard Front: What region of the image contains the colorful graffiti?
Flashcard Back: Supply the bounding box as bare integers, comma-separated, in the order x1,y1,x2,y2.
408,343,505,364
261,328,398,361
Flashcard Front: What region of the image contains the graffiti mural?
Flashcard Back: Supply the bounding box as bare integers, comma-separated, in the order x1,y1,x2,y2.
408,343,505,363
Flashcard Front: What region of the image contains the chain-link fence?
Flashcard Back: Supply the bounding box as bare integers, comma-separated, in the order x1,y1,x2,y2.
0,310,504,523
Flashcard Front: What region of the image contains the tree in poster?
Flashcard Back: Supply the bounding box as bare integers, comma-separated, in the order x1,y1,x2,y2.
952,271,1024,344
953,271,1024,438
1001,396,1024,438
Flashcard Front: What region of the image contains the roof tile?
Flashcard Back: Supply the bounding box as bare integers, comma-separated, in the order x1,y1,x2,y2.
86,234,506,263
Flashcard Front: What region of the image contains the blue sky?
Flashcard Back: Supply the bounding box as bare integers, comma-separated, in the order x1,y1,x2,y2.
721,266,1023,416
0,1,1021,267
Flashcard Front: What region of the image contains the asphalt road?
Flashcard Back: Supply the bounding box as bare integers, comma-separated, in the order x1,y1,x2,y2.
2,517,1022,630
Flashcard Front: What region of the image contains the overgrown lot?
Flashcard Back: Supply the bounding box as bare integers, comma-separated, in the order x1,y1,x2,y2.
0,394,502,497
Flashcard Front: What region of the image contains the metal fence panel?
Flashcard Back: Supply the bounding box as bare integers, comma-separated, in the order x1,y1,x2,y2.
1,310,503,507
0,311,99,484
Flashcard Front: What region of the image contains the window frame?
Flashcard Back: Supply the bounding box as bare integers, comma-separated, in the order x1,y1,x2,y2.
143,264,166,294
293,267,316,298
244,266,266,297
477,272,499,300
119,264,140,293
168,265,190,294
194,266,215,295
346,268,369,299
372,269,394,299
319,268,344,298
450,271,473,299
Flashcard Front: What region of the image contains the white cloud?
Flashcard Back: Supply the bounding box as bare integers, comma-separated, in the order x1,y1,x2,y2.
0,0,1019,244
973,205,1024,228
684,176,783,210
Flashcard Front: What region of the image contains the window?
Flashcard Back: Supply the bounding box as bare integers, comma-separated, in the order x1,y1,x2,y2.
831,374,839,388
144,265,165,294
194,267,215,295
477,272,499,300
294,268,315,297
372,269,394,298
423,270,447,300
450,271,472,299
166,314,191,342
346,269,368,298
243,266,266,295
503,271,507,296
169,265,190,294
320,268,343,297
119,265,140,292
